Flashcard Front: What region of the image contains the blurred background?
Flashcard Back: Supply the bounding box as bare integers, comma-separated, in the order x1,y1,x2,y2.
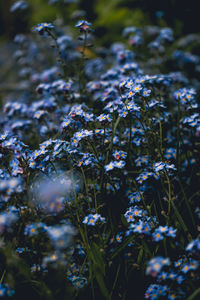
0,0,199,43
0,0,199,106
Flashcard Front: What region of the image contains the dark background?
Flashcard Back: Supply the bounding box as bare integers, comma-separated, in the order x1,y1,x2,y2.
0,0,199,43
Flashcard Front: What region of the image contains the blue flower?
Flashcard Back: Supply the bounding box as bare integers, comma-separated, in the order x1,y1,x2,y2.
46,225,76,249
135,156,149,166
83,213,105,226
145,284,169,299
157,226,169,234
35,23,54,35
0,285,6,297
181,264,191,274
124,206,143,223
97,113,112,123
186,238,200,252
114,160,126,169
69,275,88,288
146,257,170,275
0,132,9,142
164,148,176,159
136,171,153,183
133,84,142,93
142,88,151,97
132,220,144,233
116,233,123,243
166,227,177,238
75,20,92,32
158,271,168,281
127,191,142,204
152,230,164,242
24,224,39,237
153,162,165,172
104,161,115,172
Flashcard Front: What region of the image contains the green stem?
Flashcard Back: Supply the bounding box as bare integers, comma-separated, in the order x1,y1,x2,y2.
163,238,168,257
47,30,68,78
80,166,91,209
0,270,6,284
171,200,189,235
187,287,200,300
109,264,121,300
176,99,181,174
166,173,172,216
177,177,196,230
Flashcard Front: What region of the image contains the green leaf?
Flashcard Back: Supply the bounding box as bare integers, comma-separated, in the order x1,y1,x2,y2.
137,248,143,264
111,236,133,260
90,242,105,276
171,201,189,233
88,243,109,298
121,215,129,227
94,266,110,300
187,287,200,300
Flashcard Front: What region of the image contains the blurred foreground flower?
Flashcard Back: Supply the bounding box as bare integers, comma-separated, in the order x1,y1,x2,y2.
31,171,81,215
10,1,28,13
0,211,18,234
46,224,77,249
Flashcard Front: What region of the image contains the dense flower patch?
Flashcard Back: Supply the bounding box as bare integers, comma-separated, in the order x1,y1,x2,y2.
1,1,200,299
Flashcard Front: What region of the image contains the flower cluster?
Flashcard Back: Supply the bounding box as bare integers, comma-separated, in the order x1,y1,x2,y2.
145,239,200,299
0,3,200,299
82,213,105,226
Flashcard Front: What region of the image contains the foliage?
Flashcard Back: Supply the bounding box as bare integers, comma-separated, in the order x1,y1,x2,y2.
0,1,200,300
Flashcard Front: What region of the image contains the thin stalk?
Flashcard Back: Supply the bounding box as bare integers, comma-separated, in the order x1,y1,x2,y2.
176,99,181,174
80,166,91,209
0,270,6,284
47,29,68,78
166,173,172,216
109,264,121,300
187,287,200,300
177,177,196,230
